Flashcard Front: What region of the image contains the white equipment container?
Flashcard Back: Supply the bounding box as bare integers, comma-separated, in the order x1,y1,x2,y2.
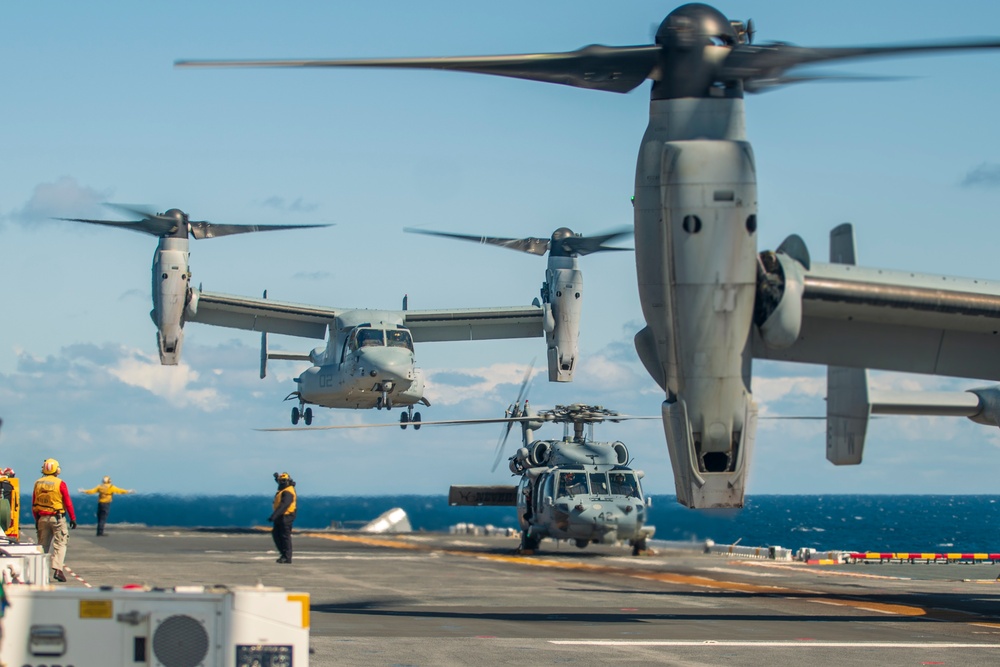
1,584,309,666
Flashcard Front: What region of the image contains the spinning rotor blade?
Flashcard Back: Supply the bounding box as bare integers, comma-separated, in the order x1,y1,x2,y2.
179,6,1000,99
723,39,1000,92
177,45,664,94
58,202,330,239
557,226,633,256
257,415,536,432
405,228,549,256
187,221,330,239
256,411,662,432
55,216,176,237
491,362,534,472
406,226,633,257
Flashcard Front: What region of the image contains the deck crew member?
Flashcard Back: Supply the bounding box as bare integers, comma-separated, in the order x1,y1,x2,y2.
80,476,134,536
32,458,77,582
269,472,297,564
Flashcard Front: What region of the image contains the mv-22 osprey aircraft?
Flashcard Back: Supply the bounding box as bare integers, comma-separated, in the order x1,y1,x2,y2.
178,3,1000,507
61,205,628,426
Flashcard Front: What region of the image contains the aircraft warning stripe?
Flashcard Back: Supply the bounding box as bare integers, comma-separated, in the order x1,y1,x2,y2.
852,552,1000,561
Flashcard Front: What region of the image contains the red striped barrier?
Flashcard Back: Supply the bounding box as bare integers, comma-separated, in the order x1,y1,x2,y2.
848,552,1000,563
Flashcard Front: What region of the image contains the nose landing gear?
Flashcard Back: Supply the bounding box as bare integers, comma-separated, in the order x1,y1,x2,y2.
375,381,395,411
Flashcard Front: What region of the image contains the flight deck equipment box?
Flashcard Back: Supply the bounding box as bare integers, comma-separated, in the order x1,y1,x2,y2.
1,584,309,666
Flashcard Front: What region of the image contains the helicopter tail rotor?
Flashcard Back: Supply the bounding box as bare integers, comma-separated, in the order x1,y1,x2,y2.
491,361,534,472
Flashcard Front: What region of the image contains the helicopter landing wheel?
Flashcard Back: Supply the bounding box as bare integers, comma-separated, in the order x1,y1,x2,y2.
399,412,409,430
291,407,300,425
412,411,421,431
574,539,589,549
631,538,650,556
304,407,313,426
376,396,383,410
517,531,539,554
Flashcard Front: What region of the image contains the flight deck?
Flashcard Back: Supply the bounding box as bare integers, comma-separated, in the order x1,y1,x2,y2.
51,526,1000,666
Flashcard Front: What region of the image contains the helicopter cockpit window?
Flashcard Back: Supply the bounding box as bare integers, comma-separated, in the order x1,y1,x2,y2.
589,472,610,496
609,471,640,498
557,471,589,498
386,329,414,351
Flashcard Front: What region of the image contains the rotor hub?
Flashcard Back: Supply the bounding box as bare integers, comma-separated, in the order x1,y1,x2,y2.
652,3,744,101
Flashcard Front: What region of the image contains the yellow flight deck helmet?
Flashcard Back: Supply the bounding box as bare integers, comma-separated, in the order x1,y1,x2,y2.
41,458,60,475
276,472,290,482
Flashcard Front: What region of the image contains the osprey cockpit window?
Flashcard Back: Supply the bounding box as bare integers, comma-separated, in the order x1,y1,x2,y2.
348,327,385,352
356,328,385,349
386,329,414,352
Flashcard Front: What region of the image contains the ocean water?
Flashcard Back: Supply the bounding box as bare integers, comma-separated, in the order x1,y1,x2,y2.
43,494,1000,553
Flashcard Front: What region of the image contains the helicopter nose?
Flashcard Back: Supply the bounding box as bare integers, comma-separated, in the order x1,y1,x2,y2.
360,347,414,387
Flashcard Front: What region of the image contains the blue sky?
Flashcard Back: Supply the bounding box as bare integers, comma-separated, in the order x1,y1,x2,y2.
2,1,1000,498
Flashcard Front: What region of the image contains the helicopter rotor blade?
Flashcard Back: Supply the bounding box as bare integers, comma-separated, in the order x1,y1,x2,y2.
177,44,664,94
255,415,541,432
188,221,332,240
405,228,549,256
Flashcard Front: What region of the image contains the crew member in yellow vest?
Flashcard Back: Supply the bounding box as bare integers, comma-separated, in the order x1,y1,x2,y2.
268,472,297,564
32,458,77,583
80,476,134,536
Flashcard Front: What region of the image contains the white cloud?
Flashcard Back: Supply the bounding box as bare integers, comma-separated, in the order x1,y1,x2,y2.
7,176,111,225
108,351,225,412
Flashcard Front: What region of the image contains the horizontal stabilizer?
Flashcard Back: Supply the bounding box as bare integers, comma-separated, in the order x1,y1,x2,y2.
268,351,312,362
448,485,518,506
870,391,980,417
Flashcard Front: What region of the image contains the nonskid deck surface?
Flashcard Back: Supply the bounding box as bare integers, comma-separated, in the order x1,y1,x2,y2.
53,527,1000,666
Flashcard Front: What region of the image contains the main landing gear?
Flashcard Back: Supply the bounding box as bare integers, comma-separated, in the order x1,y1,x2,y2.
291,405,313,426
399,405,422,431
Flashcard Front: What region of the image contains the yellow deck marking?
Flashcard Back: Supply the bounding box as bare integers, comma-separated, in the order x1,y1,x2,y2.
301,532,962,621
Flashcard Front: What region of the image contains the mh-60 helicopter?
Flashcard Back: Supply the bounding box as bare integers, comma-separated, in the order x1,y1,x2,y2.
449,403,655,555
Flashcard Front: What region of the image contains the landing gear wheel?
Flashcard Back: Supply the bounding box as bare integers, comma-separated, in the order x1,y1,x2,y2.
291,407,300,425
304,407,313,426
376,396,383,410
412,411,421,431
517,531,540,554
575,539,589,549
631,538,649,556
399,412,409,430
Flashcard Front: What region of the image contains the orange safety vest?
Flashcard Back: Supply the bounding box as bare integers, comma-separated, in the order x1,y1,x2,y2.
33,475,65,515
273,486,297,515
